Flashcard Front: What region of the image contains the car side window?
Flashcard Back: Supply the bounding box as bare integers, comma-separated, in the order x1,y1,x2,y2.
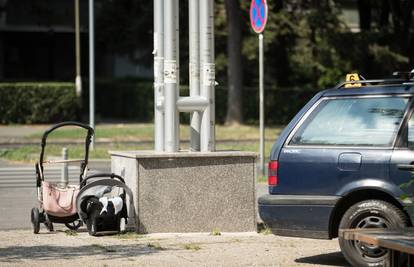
290,97,409,147
408,113,414,149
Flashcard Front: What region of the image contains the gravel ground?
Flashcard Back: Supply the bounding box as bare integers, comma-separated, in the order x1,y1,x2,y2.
0,229,349,267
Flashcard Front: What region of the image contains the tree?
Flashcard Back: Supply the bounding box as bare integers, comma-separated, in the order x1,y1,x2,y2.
224,0,244,125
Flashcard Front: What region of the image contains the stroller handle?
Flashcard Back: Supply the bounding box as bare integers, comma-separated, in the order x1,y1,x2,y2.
80,173,125,188
39,122,94,183
41,121,94,146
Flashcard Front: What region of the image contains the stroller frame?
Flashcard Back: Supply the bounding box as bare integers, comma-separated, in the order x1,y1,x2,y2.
77,173,134,236
31,121,94,234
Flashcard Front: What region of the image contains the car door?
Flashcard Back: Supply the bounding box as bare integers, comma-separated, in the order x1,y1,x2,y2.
273,95,411,196
390,102,414,197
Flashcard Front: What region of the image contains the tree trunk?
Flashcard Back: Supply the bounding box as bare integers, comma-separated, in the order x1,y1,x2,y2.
357,0,371,31
224,0,243,125
379,0,389,29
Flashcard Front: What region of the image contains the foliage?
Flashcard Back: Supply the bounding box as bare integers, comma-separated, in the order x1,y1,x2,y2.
0,78,318,125
95,0,153,65
215,0,413,90
64,230,78,236
0,83,78,124
147,242,165,250
183,243,201,251
211,228,221,236
81,79,155,122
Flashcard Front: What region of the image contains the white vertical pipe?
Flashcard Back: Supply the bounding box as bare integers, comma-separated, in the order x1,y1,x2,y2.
75,0,82,97
200,0,215,152
189,0,201,151
259,33,265,176
174,0,180,151
89,0,95,149
60,147,68,188
164,0,178,152
154,0,165,151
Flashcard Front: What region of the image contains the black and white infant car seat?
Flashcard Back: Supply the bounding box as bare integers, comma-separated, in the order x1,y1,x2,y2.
76,173,134,236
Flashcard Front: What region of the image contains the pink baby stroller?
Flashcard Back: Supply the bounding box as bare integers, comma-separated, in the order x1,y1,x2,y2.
31,122,94,233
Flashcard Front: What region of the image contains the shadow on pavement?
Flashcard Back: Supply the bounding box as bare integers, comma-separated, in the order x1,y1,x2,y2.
0,244,163,262
295,251,350,266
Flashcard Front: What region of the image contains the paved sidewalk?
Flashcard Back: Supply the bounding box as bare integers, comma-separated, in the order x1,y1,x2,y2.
0,230,348,266
0,125,48,144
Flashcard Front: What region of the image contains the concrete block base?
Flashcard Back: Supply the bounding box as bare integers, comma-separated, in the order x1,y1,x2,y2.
110,150,257,233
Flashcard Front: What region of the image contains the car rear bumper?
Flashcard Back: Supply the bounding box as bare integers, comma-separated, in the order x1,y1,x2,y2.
258,194,341,239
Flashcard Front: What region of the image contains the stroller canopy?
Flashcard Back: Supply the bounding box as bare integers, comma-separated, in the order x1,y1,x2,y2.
76,174,134,223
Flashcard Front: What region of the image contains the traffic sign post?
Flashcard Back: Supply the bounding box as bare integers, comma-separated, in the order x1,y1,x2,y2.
250,0,267,177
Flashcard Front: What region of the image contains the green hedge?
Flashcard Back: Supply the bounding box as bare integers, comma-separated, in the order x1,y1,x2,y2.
0,83,78,124
82,80,319,125
0,80,320,125
82,80,154,122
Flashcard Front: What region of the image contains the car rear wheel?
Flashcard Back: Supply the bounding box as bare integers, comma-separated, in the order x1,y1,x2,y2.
338,200,408,267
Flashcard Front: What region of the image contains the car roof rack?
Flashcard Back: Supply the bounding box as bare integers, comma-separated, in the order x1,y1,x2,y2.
335,71,414,90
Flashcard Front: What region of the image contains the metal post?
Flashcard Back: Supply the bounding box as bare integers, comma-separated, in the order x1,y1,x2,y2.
174,0,180,151
154,0,165,151
259,33,265,176
89,0,95,149
75,0,82,97
200,0,215,152
164,0,178,152
189,0,200,151
61,147,68,188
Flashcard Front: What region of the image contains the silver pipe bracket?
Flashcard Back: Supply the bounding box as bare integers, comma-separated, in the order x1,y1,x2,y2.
177,96,209,112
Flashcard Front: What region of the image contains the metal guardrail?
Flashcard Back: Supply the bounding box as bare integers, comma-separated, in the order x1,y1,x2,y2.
0,166,91,188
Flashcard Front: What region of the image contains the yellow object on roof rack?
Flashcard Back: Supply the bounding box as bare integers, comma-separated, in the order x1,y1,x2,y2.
344,73,361,88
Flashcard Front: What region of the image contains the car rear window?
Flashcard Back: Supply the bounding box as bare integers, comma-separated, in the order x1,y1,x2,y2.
290,96,410,147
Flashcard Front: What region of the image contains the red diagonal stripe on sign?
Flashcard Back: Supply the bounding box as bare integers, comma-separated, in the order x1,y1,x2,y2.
253,1,265,25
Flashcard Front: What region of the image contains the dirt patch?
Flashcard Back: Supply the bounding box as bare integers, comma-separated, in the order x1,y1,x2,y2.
0,229,349,266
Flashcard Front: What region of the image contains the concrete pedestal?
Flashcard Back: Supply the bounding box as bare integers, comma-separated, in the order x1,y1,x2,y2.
110,150,257,233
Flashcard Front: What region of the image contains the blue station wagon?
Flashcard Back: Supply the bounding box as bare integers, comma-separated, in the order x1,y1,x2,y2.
258,73,414,266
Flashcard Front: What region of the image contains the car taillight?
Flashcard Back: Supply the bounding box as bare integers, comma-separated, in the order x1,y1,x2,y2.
268,160,278,186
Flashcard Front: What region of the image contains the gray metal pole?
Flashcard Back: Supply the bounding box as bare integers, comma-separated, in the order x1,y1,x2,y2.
60,147,68,188
200,0,215,152
259,33,265,176
89,0,95,149
189,0,200,151
174,0,180,151
75,0,82,97
164,0,178,152
154,0,165,151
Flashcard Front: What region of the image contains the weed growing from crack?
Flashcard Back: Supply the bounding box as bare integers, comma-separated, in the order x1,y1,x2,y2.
147,242,165,250
183,243,201,251
211,228,221,236
91,244,116,253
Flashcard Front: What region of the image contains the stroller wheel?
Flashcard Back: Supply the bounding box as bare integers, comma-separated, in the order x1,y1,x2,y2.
31,208,40,234
44,221,54,232
65,220,82,230
44,214,53,232
87,219,97,236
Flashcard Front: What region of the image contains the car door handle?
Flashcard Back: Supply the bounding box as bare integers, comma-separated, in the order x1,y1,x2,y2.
397,164,414,171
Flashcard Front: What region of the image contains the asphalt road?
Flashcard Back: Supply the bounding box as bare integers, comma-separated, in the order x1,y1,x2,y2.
0,159,268,230
0,160,111,230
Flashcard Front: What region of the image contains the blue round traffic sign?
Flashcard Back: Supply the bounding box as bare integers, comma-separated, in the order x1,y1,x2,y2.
250,0,268,33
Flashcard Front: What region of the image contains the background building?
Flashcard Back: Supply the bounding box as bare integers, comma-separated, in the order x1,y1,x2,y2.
0,0,151,82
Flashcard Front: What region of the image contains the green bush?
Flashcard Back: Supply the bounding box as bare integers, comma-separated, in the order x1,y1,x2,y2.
84,80,319,125
82,80,154,122
0,80,319,125
0,83,78,124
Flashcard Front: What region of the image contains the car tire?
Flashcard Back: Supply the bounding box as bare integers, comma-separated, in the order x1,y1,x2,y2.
338,200,408,267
